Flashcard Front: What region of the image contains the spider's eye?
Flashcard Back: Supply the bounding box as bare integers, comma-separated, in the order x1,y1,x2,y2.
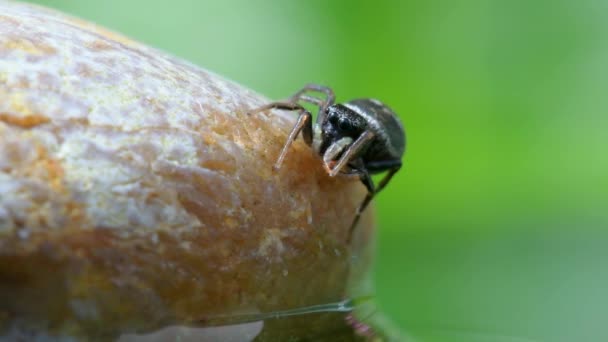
338,118,353,131
328,113,339,125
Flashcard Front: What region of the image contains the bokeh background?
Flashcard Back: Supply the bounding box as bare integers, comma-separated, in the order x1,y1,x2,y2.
27,1,607,341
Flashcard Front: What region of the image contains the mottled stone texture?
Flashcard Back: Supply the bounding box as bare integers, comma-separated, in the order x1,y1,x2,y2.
0,1,375,340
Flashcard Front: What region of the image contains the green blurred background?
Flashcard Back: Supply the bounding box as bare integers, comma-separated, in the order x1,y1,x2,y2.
28,1,608,341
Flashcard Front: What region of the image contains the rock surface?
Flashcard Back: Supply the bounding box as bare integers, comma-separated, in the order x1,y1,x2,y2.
0,1,374,340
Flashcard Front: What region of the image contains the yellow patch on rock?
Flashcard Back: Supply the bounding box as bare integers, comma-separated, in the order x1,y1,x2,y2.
3,38,56,56
0,112,50,128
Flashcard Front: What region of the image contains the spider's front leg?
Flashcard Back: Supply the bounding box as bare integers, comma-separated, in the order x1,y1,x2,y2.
248,102,313,170
322,131,375,177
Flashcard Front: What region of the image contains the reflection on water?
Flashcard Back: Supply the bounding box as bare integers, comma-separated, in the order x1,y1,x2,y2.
118,297,376,342
118,321,264,342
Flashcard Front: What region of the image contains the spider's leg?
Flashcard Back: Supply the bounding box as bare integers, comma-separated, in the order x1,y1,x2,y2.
322,137,354,174
288,84,335,123
249,102,313,169
348,164,401,242
347,163,374,242
326,131,374,177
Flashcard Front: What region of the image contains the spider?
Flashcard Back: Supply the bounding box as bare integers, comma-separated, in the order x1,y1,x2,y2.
250,84,405,242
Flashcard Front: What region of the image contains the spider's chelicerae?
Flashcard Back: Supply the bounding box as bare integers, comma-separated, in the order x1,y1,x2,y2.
250,84,406,241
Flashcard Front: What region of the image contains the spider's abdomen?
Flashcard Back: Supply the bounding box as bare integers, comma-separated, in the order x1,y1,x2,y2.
343,99,406,160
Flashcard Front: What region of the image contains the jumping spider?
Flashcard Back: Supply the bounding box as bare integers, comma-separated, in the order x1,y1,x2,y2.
250,84,405,241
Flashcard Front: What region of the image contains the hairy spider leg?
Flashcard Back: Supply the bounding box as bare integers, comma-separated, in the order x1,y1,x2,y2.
322,137,354,173
288,84,336,123
249,102,313,170
289,84,335,107
348,163,402,242
326,131,375,177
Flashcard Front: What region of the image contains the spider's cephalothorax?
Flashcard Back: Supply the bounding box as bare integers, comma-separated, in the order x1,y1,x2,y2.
249,84,406,241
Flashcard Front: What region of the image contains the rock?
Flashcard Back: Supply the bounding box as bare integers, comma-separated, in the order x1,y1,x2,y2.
0,1,375,340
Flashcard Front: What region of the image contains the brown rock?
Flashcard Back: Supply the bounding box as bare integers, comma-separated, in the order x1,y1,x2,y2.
0,1,376,340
